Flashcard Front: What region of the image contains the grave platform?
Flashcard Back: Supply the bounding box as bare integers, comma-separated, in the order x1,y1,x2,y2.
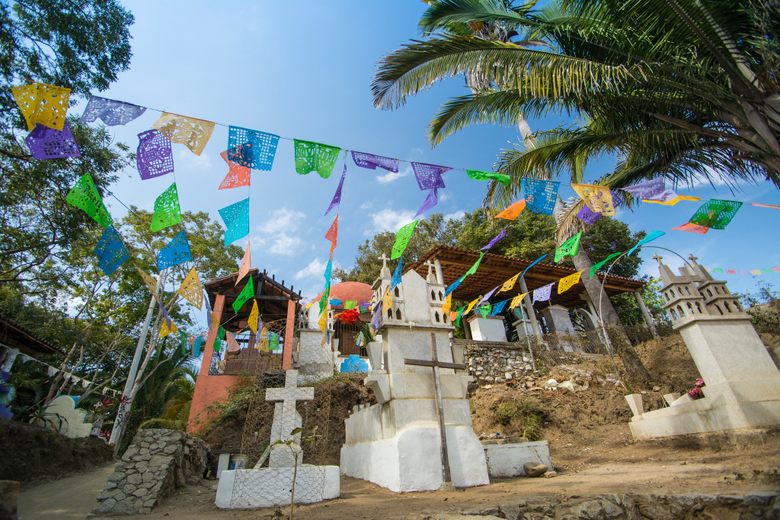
215,465,340,508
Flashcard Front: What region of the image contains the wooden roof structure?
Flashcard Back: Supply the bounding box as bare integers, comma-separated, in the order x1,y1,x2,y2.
0,314,64,357
409,245,644,308
204,268,302,333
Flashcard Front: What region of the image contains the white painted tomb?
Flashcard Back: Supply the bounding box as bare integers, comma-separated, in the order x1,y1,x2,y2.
35,395,93,437
628,255,780,440
297,329,338,384
216,370,339,508
467,314,507,342
483,440,552,478
340,260,490,492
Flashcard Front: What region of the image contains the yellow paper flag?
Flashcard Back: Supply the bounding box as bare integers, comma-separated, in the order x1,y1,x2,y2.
643,195,700,206
382,286,393,312
441,293,452,315
11,82,71,131
151,112,215,156
236,240,251,285
498,273,520,293
572,184,615,216
248,300,259,334
464,297,480,316
178,268,203,309
557,271,583,294
509,292,527,309
136,268,158,297
160,319,177,338
318,309,328,333
495,199,526,220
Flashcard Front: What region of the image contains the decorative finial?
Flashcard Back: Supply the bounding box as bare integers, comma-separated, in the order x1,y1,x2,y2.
688,253,698,263
652,254,664,263
379,253,389,270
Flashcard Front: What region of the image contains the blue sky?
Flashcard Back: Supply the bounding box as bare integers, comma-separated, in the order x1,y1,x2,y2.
91,1,779,304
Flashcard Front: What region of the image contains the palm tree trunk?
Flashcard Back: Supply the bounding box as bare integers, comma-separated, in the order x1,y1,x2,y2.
571,247,621,327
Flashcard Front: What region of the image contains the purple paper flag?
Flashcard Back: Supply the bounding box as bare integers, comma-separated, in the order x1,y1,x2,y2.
80,95,146,126
620,178,666,200
137,129,174,180
414,189,439,218
371,301,382,331
412,162,449,190
325,163,347,215
533,283,554,303
481,227,507,251
576,204,602,225
25,122,81,159
352,151,399,172
479,286,499,304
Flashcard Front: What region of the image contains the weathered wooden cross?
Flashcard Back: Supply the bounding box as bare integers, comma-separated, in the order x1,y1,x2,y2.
404,332,465,484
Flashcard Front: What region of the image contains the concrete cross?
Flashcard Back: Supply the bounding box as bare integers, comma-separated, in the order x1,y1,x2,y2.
265,370,314,467
404,333,465,484
379,253,389,270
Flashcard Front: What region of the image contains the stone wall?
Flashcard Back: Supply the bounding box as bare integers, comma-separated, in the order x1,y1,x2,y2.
92,429,210,516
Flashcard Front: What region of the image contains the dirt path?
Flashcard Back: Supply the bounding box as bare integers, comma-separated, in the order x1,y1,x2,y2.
18,463,115,520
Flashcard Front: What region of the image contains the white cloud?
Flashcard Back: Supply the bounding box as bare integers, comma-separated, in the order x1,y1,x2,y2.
258,208,306,234
376,165,410,184
371,208,417,233
176,148,212,171
439,192,451,202
251,207,307,257
359,201,373,210
269,235,303,256
444,210,465,221
295,257,340,280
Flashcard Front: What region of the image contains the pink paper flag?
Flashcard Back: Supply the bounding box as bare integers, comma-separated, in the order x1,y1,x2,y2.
236,241,251,285
673,222,709,234
218,150,251,189
226,331,241,352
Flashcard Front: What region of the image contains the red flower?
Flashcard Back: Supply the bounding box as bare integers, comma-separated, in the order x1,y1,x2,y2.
337,308,360,325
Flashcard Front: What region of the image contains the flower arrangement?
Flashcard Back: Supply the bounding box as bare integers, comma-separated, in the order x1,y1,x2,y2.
687,377,706,399
336,308,360,325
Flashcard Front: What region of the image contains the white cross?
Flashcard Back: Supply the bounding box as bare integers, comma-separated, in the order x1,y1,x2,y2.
379,253,389,270
265,370,314,466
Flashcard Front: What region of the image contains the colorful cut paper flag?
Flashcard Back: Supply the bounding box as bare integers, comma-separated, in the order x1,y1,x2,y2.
219,198,250,245
643,194,700,206
554,232,582,263
576,204,602,225
509,292,527,309
523,178,560,215
455,306,465,327
496,199,526,220
193,336,205,357
214,326,226,353
151,112,215,156
620,178,666,200
672,222,710,234
150,183,182,231
80,95,146,126
12,82,70,131
481,227,507,251
218,150,251,189
533,283,553,303
478,303,492,318
445,274,465,297
94,226,129,276
688,199,743,230
294,139,340,178
136,268,158,297
498,273,520,293
467,169,510,185
353,151,399,173
160,318,177,338
325,215,339,256
557,271,582,294
137,129,174,180
382,286,393,312
464,298,480,316
25,121,80,160
66,173,112,228
319,280,331,315
752,202,780,210
248,300,260,334
178,267,203,309
490,299,508,316
391,258,403,288
442,293,452,314
465,252,485,276
572,184,615,216
325,163,347,215
479,286,499,305
626,230,665,256
157,230,192,270
750,269,762,276
521,254,549,279
589,251,622,279
412,162,448,190
232,276,254,313
236,241,251,285
391,220,418,260
226,331,241,353
344,300,357,310
414,189,439,218
227,126,279,170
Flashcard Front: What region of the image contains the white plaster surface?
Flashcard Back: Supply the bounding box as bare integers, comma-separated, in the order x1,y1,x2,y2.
467,316,507,342
540,305,576,334
297,330,335,384
483,441,552,477
216,453,231,479
215,465,339,508
37,395,92,437
625,394,644,417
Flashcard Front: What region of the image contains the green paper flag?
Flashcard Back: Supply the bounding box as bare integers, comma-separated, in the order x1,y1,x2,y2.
590,251,623,279
214,326,226,353
232,276,254,313
391,220,419,260
319,282,330,315
150,183,182,231
554,232,582,263
478,303,492,318
294,139,341,179
344,300,357,310
179,331,188,355
688,199,742,230
467,169,510,186
65,173,112,228
455,305,466,327
465,252,485,276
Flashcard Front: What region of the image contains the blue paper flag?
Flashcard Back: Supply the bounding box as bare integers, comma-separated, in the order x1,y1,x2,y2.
627,230,665,256
329,298,343,306
490,299,508,316
521,253,549,279
445,274,465,297
193,336,205,357
157,230,192,270
94,225,129,275
324,258,332,282
227,126,280,170
523,178,560,215
218,198,250,245
340,354,369,373
391,258,403,288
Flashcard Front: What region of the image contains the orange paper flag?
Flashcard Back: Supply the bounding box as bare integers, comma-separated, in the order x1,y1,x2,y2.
673,222,709,234
325,215,339,256
496,199,526,220
236,240,251,285
752,202,780,210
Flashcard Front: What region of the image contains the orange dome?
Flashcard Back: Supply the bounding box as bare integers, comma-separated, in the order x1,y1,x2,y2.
312,281,372,307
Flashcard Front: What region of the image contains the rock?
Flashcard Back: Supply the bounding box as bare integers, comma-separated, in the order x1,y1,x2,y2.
543,470,557,478
523,462,548,477
558,380,579,393
543,379,558,389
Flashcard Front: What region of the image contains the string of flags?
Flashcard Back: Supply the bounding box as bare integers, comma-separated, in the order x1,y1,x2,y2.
10,82,780,345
